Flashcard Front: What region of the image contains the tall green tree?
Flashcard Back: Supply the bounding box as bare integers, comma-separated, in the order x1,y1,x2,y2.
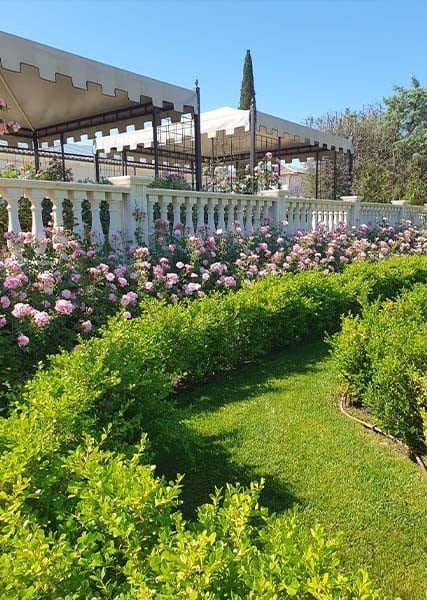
302,78,427,204
239,50,255,110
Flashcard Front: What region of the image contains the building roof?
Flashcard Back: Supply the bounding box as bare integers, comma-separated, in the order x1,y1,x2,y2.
0,31,198,146
94,106,354,162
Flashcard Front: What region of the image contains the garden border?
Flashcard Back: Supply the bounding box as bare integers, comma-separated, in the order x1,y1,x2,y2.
339,390,427,478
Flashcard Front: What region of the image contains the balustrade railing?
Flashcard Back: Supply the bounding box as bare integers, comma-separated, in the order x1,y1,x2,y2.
0,176,425,246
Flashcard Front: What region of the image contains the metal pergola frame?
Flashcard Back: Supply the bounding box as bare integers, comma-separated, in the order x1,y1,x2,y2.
0,31,203,189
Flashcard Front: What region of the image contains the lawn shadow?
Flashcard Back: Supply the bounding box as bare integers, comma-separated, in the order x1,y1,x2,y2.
142,339,330,517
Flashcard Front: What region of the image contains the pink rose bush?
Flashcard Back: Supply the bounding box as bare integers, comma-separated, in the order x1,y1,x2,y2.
0,219,425,401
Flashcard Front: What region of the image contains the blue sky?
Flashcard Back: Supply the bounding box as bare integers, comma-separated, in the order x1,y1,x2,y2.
1,0,426,123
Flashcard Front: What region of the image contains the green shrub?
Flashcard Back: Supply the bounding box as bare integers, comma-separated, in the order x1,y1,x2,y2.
0,432,384,599
332,283,427,450
1,255,425,596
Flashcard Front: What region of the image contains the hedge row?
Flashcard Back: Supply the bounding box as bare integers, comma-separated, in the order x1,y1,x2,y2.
1,255,426,597
332,283,427,451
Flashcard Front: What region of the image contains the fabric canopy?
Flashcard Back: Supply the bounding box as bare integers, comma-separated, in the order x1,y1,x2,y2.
94,106,353,162
0,31,198,146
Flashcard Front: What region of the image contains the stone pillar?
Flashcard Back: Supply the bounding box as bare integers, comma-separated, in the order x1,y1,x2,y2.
107,192,124,243
3,187,22,234
87,191,105,244
28,189,46,240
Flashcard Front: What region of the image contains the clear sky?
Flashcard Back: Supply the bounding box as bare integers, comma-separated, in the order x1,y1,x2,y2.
1,0,426,123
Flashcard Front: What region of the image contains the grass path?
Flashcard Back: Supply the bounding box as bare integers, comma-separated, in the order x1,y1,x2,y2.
147,340,427,599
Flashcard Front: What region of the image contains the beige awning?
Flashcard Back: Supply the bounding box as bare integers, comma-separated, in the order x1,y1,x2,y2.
0,31,198,146
94,106,353,162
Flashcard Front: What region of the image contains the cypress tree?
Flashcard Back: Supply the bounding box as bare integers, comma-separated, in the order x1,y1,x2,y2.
239,50,255,110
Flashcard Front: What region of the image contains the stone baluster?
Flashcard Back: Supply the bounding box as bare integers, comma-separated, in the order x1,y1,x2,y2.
217,200,226,232
236,203,244,230
27,188,46,240
172,198,182,230
159,195,169,224
147,198,155,234
184,200,195,235
207,199,216,232
254,202,261,230
50,191,64,230
262,203,269,222
245,202,253,234
106,191,124,242
69,190,86,238
332,209,340,230
310,206,317,230
2,187,22,234
285,204,293,234
294,204,302,232
196,198,206,233
87,191,105,244
227,203,235,231
328,210,334,232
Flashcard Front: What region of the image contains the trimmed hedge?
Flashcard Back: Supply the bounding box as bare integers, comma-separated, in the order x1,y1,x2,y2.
1,255,426,597
332,283,427,451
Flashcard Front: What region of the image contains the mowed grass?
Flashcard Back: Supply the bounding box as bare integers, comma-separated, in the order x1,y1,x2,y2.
148,340,427,599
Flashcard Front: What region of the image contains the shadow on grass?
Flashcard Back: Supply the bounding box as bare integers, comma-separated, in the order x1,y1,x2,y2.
141,339,330,517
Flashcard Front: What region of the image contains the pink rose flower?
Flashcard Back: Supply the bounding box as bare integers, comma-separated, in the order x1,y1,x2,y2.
0,296,10,309
33,311,50,328
55,299,74,315
17,335,29,347
81,320,92,333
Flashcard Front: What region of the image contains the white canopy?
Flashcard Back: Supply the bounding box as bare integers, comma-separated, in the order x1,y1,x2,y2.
0,31,198,146
94,106,353,162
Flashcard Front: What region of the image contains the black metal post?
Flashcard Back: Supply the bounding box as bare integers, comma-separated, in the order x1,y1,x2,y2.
94,150,100,182
277,136,281,177
152,107,159,178
333,151,337,200
121,150,127,176
249,98,257,192
32,130,40,174
60,132,66,181
211,137,215,191
315,152,319,199
194,80,202,191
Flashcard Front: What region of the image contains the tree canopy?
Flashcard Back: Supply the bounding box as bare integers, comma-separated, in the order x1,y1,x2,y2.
303,78,427,204
239,50,255,111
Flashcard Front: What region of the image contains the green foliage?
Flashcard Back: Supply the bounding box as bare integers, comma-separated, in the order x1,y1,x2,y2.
332,283,427,450
239,49,255,110
148,174,191,190
0,431,383,598
1,255,425,596
304,78,427,203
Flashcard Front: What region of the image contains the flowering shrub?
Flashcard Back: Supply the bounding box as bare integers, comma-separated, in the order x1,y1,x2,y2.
0,256,423,595
203,152,280,193
0,222,425,403
149,172,191,190
332,283,427,450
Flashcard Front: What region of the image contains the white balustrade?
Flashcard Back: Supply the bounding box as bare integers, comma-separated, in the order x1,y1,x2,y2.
0,176,426,246
0,178,129,243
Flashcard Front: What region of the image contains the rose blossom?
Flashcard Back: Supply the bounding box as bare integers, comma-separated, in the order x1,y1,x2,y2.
81,320,92,333
17,335,29,347
55,299,74,315
33,311,50,328
0,296,10,309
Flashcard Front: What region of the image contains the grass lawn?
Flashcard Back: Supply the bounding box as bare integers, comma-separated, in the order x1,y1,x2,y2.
146,340,427,599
